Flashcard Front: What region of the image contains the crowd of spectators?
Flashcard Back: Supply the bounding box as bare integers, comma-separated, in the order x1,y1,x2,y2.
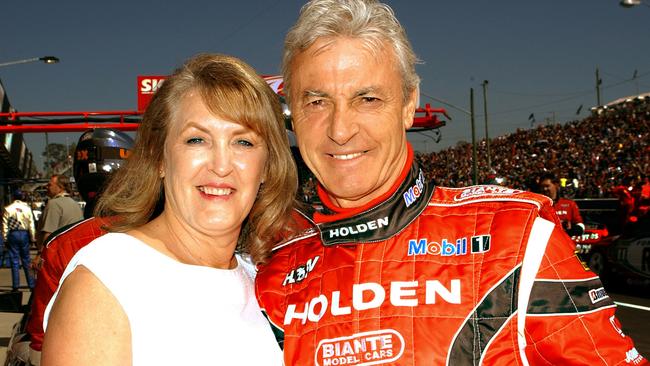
414,96,650,202
297,95,650,204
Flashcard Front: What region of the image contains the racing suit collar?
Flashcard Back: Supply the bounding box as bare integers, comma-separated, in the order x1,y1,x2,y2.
316,144,415,222
312,144,435,245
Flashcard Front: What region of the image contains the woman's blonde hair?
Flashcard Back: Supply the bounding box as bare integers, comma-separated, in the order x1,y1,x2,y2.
95,53,298,263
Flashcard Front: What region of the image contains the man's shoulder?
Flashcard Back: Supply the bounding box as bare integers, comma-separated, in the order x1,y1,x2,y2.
44,217,110,249
428,185,552,208
556,197,578,206
261,208,320,260
51,195,77,205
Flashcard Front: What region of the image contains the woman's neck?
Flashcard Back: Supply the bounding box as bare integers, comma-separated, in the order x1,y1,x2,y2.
131,213,239,269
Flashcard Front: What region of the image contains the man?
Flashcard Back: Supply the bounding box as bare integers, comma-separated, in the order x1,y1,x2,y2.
36,174,83,251
255,1,646,365
2,189,36,290
539,173,585,237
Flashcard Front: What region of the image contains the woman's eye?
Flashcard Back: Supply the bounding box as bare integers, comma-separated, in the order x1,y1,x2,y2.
186,137,204,144
236,139,254,147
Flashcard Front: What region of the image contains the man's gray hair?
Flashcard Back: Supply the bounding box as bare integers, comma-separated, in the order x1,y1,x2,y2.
282,0,420,102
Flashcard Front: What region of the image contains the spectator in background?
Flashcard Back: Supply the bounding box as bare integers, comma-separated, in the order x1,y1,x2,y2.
36,174,83,251
634,176,650,218
2,189,37,290
6,128,135,366
539,172,585,237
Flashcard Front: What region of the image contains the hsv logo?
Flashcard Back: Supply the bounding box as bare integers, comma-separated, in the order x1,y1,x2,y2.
453,185,523,201
315,329,405,366
588,287,609,304
407,235,491,256
284,279,461,325
328,217,388,239
283,256,320,286
403,170,426,207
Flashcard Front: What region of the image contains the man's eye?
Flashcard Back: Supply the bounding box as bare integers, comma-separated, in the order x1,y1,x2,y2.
186,137,204,144
362,96,380,103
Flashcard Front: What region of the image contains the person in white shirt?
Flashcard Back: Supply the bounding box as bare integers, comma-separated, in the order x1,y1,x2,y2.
42,53,298,366
2,189,37,290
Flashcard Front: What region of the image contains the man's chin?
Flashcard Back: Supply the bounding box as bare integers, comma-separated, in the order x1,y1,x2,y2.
323,183,380,208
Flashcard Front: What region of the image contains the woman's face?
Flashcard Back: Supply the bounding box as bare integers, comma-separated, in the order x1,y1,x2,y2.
162,92,268,237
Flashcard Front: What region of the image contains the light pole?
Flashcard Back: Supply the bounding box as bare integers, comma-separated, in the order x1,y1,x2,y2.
481,80,491,172
0,56,60,68
595,67,602,106
470,89,478,185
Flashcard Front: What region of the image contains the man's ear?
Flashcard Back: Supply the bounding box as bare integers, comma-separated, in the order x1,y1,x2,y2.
402,86,419,130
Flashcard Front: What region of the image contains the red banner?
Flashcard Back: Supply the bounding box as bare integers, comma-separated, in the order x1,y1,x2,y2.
137,76,167,112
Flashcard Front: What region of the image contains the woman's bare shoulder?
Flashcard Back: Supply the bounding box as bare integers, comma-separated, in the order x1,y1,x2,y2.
42,266,132,366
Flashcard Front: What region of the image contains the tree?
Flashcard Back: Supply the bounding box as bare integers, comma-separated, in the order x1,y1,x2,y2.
42,142,76,176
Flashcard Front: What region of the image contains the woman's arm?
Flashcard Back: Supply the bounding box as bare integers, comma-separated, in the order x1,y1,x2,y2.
42,266,132,366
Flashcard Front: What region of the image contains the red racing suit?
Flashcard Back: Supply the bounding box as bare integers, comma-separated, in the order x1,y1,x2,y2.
256,149,646,366
553,197,583,228
26,216,110,352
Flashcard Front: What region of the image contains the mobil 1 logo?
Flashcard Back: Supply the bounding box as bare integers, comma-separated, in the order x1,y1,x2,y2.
471,235,490,253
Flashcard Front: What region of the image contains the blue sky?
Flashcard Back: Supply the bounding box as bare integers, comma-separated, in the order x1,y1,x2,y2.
1,0,649,172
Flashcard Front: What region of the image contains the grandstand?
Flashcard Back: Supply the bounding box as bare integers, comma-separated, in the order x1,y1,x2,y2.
414,94,650,201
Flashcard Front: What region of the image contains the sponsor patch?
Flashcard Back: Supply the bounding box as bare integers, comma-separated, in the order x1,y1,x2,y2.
471,235,491,253
284,279,461,325
625,347,644,364
315,329,405,366
609,315,625,337
453,185,523,201
283,256,320,286
403,170,426,208
407,235,491,256
588,287,609,304
328,217,389,239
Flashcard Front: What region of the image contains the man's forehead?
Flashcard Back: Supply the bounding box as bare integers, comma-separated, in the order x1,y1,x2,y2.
292,41,400,96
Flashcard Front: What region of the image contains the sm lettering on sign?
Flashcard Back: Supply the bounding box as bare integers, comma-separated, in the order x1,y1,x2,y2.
137,75,167,112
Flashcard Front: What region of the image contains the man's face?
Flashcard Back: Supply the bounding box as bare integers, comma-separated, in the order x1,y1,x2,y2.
288,37,417,208
540,179,558,200
47,176,61,197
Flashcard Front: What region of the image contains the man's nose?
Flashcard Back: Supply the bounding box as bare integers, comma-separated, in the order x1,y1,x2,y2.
327,103,359,145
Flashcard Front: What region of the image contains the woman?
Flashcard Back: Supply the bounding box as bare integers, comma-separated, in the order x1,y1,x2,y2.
41,54,297,365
